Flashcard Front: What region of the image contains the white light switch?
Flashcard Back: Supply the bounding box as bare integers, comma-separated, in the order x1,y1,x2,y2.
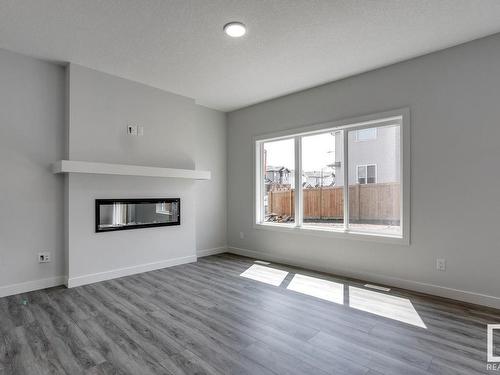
137,125,144,136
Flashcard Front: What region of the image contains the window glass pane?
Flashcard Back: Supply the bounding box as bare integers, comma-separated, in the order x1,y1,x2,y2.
355,128,377,141
367,165,376,184
357,165,366,184
301,131,344,229
367,165,376,178
263,139,295,223
348,124,400,235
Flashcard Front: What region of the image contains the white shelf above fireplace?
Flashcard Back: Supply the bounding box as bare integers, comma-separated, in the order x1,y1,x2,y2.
53,160,211,180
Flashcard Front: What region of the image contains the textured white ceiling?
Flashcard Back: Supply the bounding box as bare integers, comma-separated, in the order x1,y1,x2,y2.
1,0,500,111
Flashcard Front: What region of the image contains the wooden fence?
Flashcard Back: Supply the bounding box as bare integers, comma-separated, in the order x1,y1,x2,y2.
267,182,400,222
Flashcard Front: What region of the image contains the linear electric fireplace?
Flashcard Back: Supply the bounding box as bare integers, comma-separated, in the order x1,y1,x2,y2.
95,198,180,233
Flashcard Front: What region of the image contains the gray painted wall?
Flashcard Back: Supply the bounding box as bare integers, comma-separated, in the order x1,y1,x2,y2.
194,106,227,253
66,63,198,281
0,56,226,293
227,34,500,307
67,64,226,282
68,64,227,255
2,33,499,306
0,49,66,291
67,173,196,281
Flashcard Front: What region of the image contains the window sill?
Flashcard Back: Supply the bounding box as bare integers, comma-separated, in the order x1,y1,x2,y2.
253,222,409,246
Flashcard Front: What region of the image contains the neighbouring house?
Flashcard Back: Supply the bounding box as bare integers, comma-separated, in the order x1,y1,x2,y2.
333,125,400,186
265,125,399,191
265,166,292,191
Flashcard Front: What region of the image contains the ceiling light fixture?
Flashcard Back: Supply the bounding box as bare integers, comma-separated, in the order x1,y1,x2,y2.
223,22,246,38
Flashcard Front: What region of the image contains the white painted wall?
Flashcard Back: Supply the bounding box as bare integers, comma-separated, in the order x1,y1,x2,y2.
66,64,226,284
0,49,66,294
227,34,500,308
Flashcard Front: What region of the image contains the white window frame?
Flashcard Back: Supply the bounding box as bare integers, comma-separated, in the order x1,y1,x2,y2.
253,108,410,245
356,164,377,184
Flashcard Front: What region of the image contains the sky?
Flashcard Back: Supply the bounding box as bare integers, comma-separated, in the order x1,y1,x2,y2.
264,133,337,171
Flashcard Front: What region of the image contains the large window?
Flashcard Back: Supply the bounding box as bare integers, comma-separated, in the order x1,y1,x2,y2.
255,110,409,243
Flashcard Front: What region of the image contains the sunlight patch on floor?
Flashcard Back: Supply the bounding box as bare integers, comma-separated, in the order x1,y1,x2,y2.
349,286,427,328
240,264,289,286
239,263,426,328
286,274,344,304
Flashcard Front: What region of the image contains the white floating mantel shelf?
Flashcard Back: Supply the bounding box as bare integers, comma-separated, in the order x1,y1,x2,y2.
53,160,211,180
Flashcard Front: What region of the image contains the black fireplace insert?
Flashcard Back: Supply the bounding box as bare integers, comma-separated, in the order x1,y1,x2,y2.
95,198,180,233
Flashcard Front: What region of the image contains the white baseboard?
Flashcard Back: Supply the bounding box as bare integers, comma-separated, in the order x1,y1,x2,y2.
197,246,227,257
0,276,66,298
67,255,197,288
228,246,500,310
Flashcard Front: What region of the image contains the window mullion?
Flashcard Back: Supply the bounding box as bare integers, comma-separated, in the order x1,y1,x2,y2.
259,142,265,223
294,136,303,227
343,130,349,231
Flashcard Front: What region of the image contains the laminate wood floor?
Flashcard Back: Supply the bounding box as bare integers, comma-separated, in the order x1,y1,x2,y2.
1,253,499,374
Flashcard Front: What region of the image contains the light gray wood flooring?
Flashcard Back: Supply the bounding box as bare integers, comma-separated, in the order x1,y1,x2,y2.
1,253,499,374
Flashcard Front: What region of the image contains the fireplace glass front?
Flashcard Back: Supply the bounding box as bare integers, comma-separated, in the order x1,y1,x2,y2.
95,198,180,232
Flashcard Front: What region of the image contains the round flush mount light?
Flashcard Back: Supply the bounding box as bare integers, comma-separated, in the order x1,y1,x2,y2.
223,22,246,37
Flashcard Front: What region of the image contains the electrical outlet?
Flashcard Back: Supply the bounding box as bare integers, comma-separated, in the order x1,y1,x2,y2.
127,124,138,136
239,231,245,239
38,252,51,263
436,258,446,271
